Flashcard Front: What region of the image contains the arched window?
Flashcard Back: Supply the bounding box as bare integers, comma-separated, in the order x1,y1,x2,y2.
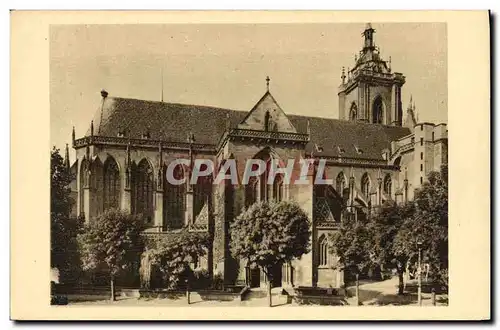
349,103,358,121
259,157,272,201
372,96,384,124
165,165,185,229
336,172,346,195
264,110,270,132
133,159,154,223
252,148,284,203
383,174,392,197
318,235,329,267
91,160,104,216
273,174,284,202
103,157,120,211
361,173,370,199
194,163,212,219
79,159,89,215
245,176,259,207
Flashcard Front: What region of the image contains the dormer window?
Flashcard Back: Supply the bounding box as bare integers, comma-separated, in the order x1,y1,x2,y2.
142,131,151,139
354,145,363,154
314,144,324,153
337,146,345,154
117,131,125,138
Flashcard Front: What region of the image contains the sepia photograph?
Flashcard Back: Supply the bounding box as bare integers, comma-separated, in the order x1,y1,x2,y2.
49,21,448,307
10,10,490,321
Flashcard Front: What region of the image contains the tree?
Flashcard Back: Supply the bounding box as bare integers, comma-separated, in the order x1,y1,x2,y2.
51,146,83,284
368,200,415,294
230,200,311,307
140,230,210,291
393,164,448,289
329,211,374,305
77,209,145,301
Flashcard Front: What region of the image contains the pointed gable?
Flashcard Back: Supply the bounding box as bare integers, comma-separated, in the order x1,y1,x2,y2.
238,92,297,133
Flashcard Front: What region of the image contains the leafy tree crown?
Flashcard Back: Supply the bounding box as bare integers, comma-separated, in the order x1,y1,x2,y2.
230,200,311,270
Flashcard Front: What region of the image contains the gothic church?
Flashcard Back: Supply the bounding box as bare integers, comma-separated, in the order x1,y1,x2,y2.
67,23,448,289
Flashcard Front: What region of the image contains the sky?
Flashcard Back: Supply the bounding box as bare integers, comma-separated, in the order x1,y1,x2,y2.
50,23,447,158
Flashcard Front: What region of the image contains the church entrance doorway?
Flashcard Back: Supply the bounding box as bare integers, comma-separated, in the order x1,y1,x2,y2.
269,264,282,288
249,267,261,288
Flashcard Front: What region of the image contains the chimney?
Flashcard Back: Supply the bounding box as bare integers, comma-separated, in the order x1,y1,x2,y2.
101,89,108,98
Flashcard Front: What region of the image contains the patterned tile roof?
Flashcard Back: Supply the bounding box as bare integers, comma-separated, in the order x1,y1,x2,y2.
86,96,411,160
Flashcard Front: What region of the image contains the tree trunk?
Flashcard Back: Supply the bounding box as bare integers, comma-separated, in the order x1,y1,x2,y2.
397,267,404,295
267,280,272,307
110,274,116,302
266,268,272,307
355,273,360,306
186,278,191,305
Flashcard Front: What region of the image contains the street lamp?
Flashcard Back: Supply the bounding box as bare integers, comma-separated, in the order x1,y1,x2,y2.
417,240,423,306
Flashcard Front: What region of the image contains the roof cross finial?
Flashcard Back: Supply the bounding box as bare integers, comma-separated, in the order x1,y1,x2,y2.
266,76,270,92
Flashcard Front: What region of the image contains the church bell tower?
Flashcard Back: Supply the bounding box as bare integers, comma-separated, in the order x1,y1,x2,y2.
338,23,406,126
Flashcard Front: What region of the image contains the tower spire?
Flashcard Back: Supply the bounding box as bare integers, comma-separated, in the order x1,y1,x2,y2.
266,76,270,92
341,67,346,84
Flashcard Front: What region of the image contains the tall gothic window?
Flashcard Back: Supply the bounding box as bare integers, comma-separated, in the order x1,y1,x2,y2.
372,96,384,124
318,235,329,267
272,174,284,202
165,165,185,229
361,173,370,199
91,160,104,216
79,159,89,215
349,103,358,121
245,176,259,207
336,172,346,195
194,163,212,219
259,158,270,201
252,148,284,203
133,159,154,223
103,157,120,211
384,174,392,197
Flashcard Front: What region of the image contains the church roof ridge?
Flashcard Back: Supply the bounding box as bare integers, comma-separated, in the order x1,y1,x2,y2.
81,94,411,161
110,95,249,113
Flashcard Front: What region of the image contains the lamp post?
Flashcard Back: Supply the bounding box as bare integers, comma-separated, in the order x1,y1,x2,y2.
417,240,423,306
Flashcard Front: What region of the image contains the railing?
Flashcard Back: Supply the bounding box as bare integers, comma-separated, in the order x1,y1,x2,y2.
188,223,209,232
228,128,310,143
341,68,405,89
315,221,341,229
74,135,216,152
316,155,390,166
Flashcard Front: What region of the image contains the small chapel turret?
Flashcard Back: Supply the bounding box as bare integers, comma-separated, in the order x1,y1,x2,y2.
338,23,406,126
